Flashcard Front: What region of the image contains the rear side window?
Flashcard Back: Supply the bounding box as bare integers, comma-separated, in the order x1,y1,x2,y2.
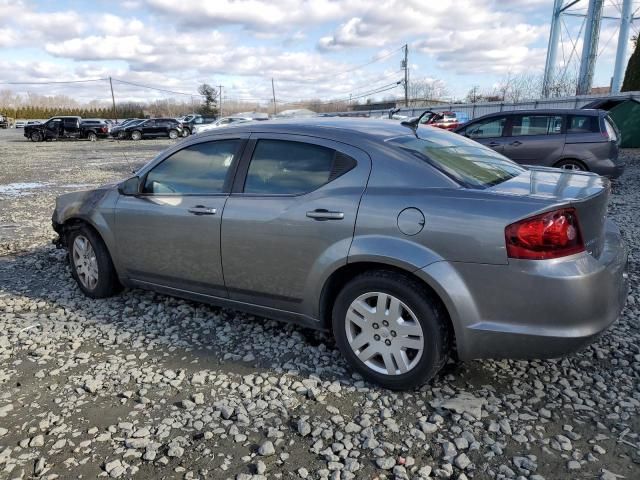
143,139,239,194
512,115,563,136
388,131,524,189
567,115,599,134
244,140,353,195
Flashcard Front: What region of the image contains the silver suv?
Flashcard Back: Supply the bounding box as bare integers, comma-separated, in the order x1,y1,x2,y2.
53,118,628,389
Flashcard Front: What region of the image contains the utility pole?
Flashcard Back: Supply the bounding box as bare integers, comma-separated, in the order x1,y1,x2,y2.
577,0,604,95
108,76,117,123
403,44,409,107
611,0,633,93
217,85,223,116
271,78,277,116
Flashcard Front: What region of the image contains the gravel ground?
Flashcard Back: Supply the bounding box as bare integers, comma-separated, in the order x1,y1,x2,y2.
0,127,639,480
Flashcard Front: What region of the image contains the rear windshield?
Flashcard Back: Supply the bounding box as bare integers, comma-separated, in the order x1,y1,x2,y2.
387,129,525,189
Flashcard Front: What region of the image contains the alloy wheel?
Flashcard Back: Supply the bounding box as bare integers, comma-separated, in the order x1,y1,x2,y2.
345,292,424,375
72,235,99,290
559,162,584,171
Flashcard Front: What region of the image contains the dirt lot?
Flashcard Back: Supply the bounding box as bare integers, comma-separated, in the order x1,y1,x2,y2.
0,126,639,480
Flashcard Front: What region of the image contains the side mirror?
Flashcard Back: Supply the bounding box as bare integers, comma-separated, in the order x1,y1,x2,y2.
118,176,141,196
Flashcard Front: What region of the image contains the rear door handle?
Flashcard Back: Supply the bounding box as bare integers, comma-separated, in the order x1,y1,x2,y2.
306,209,344,220
188,205,217,216
510,140,522,146
487,142,501,147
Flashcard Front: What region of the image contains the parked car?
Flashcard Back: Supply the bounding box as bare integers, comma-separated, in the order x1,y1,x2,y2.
26,120,41,127
51,118,628,389
0,113,14,129
425,111,469,130
80,120,110,140
455,109,623,178
179,114,218,136
24,116,108,142
121,118,183,140
14,120,26,128
192,116,253,134
110,119,143,139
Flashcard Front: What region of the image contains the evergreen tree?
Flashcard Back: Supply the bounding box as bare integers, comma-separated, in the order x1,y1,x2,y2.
622,36,640,92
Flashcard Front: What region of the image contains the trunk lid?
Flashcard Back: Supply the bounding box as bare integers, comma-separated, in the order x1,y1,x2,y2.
489,167,610,259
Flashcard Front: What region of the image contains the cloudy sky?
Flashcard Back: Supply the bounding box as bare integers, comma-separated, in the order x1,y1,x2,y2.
0,0,637,106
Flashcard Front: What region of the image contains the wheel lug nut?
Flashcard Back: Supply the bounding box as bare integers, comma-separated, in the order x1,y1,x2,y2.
385,339,391,346
382,320,389,327
372,323,379,329
374,334,380,341
390,331,397,337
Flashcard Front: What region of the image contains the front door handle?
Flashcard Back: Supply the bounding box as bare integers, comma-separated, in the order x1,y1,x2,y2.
510,140,522,146
188,205,217,216
306,209,344,220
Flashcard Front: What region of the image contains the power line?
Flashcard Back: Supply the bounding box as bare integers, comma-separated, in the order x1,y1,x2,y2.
111,78,205,97
0,78,107,85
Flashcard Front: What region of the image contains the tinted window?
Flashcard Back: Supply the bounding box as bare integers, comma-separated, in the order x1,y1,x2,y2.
465,116,506,139
244,140,336,194
567,115,599,134
388,130,524,189
143,140,239,195
512,115,562,136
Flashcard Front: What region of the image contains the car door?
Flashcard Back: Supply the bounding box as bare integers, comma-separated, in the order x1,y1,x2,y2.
44,118,62,139
221,134,371,314
460,115,508,153
141,119,156,137
115,136,246,296
502,114,565,166
63,118,80,138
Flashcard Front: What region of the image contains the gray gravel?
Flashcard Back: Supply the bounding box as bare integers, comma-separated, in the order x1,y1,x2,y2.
1,127,639,479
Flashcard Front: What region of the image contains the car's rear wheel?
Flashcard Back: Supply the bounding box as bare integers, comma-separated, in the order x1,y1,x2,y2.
130,130,142,141
68,226,121,298
332,271,449,390
555,159,588,172
30,131,42,142
169,129,179,139
87,132,97,142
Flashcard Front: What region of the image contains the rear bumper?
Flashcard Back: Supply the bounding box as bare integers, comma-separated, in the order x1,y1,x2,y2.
589,158,625,178
418,219,628,360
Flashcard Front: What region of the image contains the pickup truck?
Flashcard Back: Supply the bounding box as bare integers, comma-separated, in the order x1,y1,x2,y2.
24,116,109,142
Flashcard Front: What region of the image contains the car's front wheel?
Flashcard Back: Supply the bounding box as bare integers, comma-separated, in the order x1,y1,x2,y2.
332,271,449,390
30,131,42,142
169,129,179,139
182,128,190,137
68,226,121,298
130,130,142,141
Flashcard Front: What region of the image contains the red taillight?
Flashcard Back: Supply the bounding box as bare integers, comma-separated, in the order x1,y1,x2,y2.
505,208,584,260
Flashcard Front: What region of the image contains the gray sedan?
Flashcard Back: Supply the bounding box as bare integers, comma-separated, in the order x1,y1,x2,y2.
52,118,628,390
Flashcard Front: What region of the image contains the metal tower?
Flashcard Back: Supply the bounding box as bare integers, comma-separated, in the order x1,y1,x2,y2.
542,0,638,97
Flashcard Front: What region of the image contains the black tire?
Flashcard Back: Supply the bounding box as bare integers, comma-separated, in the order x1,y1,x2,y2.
555,159,588,172
168,129,179,139
67,225,121,299
182,128,190,137
30,131,42,142
332,270,449,390
131,130,142,141
87,131,97,142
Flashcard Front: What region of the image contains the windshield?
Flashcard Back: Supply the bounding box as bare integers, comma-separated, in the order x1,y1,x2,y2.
387,129,524,189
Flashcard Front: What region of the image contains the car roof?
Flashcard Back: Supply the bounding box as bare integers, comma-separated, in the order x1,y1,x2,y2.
198,117,420,143
474,108,602,118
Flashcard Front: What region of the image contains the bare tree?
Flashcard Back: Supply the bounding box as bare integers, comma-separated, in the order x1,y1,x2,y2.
407,77,448,106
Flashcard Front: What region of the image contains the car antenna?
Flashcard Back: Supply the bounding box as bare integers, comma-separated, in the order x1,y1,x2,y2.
400,110,440,135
